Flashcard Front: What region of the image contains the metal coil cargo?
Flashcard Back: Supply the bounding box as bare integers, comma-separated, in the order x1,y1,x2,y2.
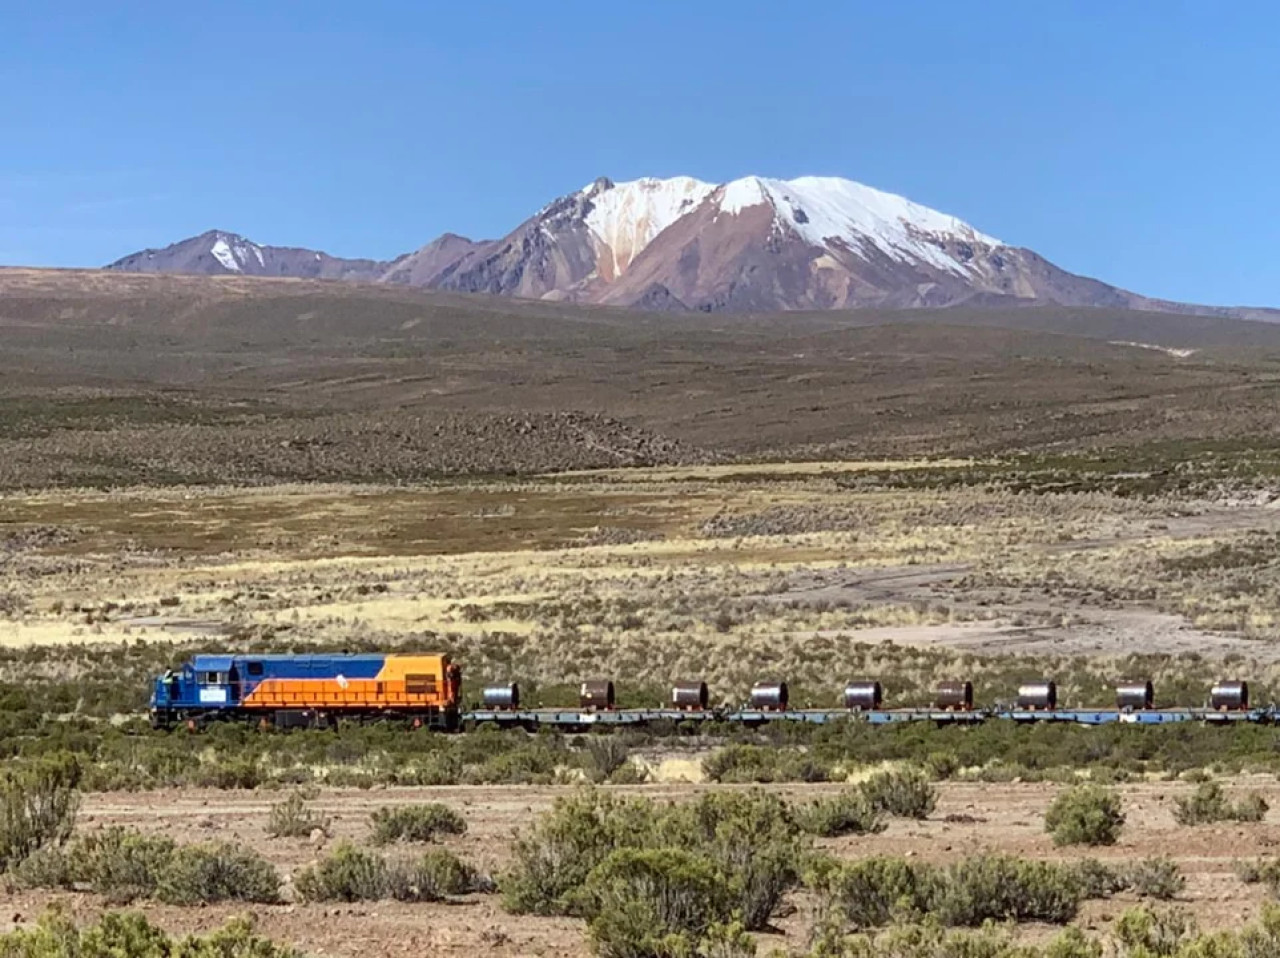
579,679,616,710
1210,680,1249,711
750,681,788,711
1016,681,1057,710
1116,680,1154,711
843,681,883,711
671,681,709,710
481,683,520,710
935,681,973,711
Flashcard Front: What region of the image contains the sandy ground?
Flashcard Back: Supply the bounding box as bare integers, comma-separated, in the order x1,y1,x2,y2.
4,779,1277,957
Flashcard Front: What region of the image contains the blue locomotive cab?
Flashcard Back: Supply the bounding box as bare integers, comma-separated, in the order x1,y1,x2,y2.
150,655,242,728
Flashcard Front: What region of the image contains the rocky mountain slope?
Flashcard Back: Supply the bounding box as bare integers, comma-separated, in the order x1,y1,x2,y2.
105,229,391,282
103,177,1277,318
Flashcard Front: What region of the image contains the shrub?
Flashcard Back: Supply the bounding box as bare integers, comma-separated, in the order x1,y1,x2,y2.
1067,859,1126,899
267,790,330,839
857,767,937,820
797,790,887,837
0,910,301,958
385,848,481,902
666,790,808,931
295,843,482,902
1044,784,1125,846
501,791,661,916
0,755,80,870
370,803,466,845
155,841,281,905
294,842,387,902
68,827,176,903
582,737,632,784
578,848,731,958
932,854,1083,927
813,853,1085,930
702,745,830,784
813,855,934,929
1122,857,1184,901
1174,781,1269,825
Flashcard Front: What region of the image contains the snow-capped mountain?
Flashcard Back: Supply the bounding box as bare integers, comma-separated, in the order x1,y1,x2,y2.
105,229,389,282
101,177,1275,318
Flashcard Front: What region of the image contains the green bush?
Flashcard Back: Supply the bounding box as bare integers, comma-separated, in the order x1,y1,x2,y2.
67,827,176,903
385,848,480,902
579,848,732,958
1067,858,1126,900
1044,784,1125,846
294,842,387,902
702,745,830,784
0,754,80,871
932,854,1082,927
501,791,662,916
501,788,807,932
798,790,886,837
155,841,281,905
857,767,937,820
0,909,301,958
812,853,1086,930
1122,857,1184,901
665,790,808,931
295,842,482,902
1173,781,1269,825
370,803,466,845
267,790,330,839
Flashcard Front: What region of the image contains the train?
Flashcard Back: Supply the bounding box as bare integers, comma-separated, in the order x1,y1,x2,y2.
149,652,1271,731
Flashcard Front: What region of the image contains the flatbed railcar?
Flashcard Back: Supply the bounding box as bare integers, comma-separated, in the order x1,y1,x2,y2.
150,654,1272,732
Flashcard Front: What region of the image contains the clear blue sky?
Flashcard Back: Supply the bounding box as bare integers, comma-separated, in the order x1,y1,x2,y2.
3,1,1277,307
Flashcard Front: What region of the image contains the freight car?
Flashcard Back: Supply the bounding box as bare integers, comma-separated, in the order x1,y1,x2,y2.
150,653,463,730
150,655,1269,732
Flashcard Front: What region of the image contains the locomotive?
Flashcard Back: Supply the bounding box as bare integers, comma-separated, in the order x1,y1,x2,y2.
150,653,463,730
150,652,1265,731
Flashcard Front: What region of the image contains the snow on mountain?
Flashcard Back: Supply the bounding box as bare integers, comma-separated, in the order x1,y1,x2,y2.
717,176,1000,276
581,177,714,280
208,233,267,273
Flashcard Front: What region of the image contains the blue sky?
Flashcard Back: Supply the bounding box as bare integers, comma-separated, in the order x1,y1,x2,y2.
3,1,1277,306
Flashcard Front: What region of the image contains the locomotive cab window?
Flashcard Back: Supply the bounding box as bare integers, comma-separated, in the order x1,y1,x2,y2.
247,662,264,677
200,671,227,684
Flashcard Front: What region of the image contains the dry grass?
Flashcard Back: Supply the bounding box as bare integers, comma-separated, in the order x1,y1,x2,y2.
5,469,1280,701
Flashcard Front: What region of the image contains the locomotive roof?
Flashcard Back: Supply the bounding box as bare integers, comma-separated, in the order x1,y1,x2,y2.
189,652,429,671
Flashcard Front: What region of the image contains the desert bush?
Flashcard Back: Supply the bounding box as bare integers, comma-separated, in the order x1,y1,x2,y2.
370,803,466,845
385,848,481,902
0,754,80,870
155,840,281,905
582,737,632,784
856,767,937,820
1173,781,1269,825
1122,857,1184,901
666,790,809,931
59,827,175,903
295,842,481,902
578,847,732,958
1067,859,1127,899
267,790,330,839
294,842,387,902
931,853,1083,927
702,745,830,784
1111,905,1196,956
812,852,1085,930
501,791,662,916
501,788,807,932
797,790,887,837
1044,784,1125,846
0,909,301,958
